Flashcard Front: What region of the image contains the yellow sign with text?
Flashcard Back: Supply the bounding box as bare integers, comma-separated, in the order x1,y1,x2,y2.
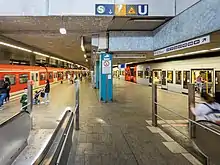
114,4,126,16
126,5,137,15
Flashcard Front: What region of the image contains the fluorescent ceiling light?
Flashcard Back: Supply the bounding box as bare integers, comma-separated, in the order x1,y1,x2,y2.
84,54,87,58
185,50,209,55
210,47,220,51
0,41,32,52
59,28,67,35
33,51,50,58
86,59,88,62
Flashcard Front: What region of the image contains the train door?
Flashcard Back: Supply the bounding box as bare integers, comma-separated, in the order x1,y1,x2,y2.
161,70,167,89
215,71,220,94
53,71,57,82
182,70,190,94
191,69,214,96
153,69,162,88
31,71,39,89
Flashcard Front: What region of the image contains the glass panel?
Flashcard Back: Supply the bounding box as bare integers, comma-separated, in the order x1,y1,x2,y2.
149,71,153,83
36,73,38,81
19,74,28,84
162,71,166,85
183,71,190,89
215,71,220,93
153,71,161,85
31,73,35,81
175,71,182,85
193,70,214,95
40,73,46,81
49,72,53,79
167,71,173,83
138,71,143,78
144,70,149,78
4,74,16,85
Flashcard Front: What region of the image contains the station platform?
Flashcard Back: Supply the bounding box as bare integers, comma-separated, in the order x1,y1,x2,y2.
67,79,201,165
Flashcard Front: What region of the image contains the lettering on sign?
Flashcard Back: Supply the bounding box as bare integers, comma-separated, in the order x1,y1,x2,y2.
154,35,210,56
137,4,148,16
126,5,137,15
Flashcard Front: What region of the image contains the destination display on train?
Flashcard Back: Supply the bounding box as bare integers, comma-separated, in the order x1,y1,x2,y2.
154,35,210,56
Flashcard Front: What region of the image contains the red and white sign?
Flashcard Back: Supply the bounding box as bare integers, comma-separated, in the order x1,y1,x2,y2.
102,59,111,74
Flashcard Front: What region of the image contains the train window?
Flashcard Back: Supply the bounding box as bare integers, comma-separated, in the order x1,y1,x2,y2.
4,74,16,85
54,73,57,78
49,72,53,79
31,73,35,81
19,74,28,84
36,73,38,81
144,71,149,78
40,73,46,81
138,71,143,78
167,71,173,83
175,71,182,85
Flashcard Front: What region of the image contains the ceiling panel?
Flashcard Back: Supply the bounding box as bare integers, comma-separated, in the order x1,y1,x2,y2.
0,16,113,66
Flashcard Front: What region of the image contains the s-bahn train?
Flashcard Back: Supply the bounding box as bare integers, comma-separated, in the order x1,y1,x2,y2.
125,65,137,83
124,55,220,96
0,64,85,95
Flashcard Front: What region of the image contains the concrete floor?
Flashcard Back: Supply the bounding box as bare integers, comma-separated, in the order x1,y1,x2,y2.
67,79,198,165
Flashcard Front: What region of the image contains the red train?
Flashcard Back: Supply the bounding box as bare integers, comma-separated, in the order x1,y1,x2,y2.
0,64,80,95
125,65,137,83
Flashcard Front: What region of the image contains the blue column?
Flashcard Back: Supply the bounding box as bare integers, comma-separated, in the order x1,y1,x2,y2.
99,53,113,102
95,61,99,89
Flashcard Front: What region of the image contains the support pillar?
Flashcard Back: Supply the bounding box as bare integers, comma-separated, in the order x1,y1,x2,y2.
99,53,113,102
0,50,10,64
30,54,36,66
95,61,99,89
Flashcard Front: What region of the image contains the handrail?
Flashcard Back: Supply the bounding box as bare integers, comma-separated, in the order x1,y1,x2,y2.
33,110,74,165
155,102,220,137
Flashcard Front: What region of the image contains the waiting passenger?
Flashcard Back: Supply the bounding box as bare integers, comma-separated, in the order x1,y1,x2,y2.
20,88,28,111
191,92,220,124
4,77,11,103
0,79,8,110
44,79,50,104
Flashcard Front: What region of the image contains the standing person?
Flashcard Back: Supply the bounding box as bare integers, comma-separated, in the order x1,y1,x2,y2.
0,79,7,110
20,88,28,111
4,77,11,102
44,79,50,104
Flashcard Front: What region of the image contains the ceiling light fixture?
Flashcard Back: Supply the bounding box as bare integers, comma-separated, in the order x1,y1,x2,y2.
210,47,220,51
86,59,88,62
0,41,32,52
59,28,67,35
84,54,87,58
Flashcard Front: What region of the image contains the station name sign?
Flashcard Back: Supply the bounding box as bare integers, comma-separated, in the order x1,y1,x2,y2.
154,35,210,56
95,4,148,16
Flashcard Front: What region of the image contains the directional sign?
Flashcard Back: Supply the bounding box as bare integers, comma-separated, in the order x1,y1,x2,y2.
115,4,126,16
126,5,137,15
95,4,114,15
154,35,210,56
102,59,111,74
137,4,148,16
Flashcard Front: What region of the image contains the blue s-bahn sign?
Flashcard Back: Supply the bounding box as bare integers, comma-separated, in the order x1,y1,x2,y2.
95,4,114,15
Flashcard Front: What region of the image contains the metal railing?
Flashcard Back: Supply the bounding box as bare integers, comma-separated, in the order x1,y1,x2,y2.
152,83,220,164
74,79,80,130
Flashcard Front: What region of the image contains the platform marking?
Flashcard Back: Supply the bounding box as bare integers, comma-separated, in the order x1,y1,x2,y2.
146,126,163,133
182,153,203,165
145,120,202,165
158,132,174,142
163,141,187,153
